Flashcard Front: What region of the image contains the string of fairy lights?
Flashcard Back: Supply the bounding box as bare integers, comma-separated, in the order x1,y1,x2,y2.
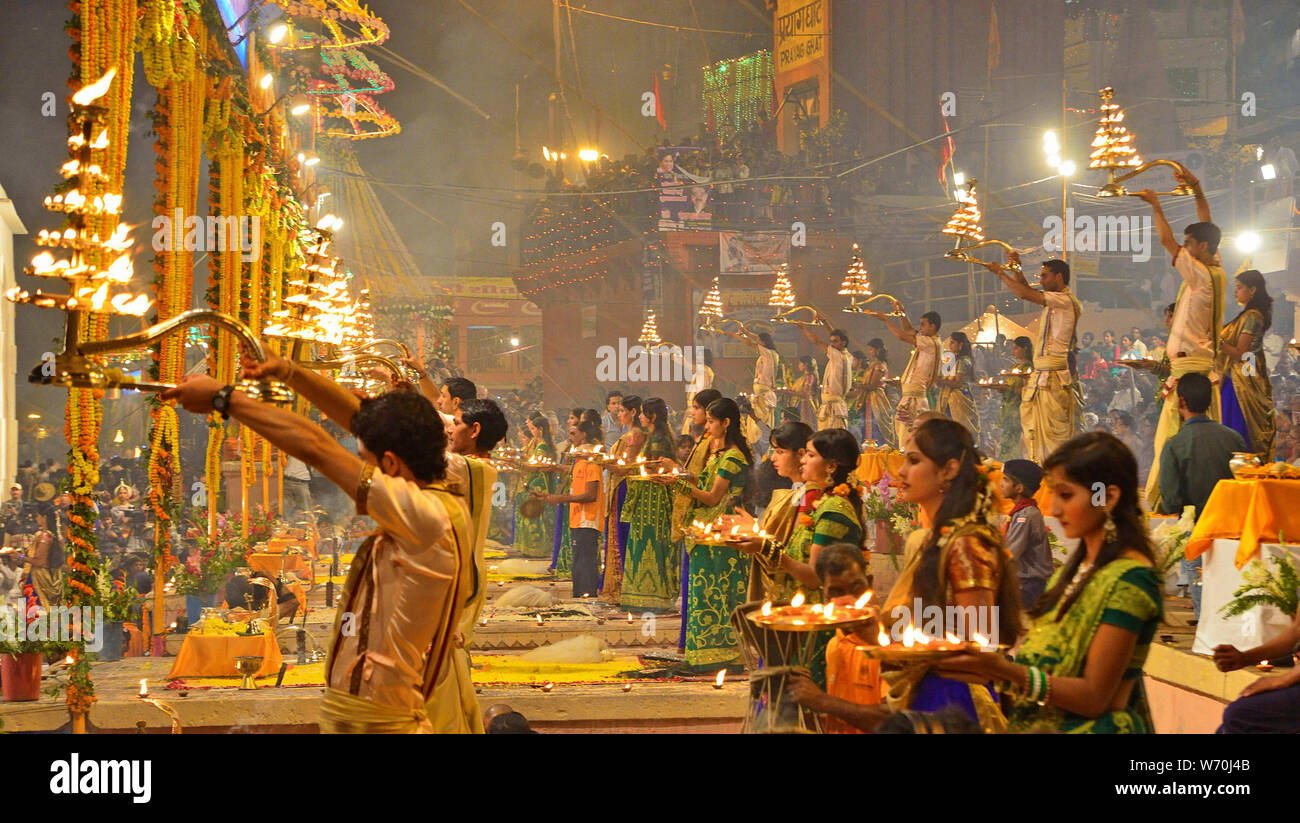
702,50,775,143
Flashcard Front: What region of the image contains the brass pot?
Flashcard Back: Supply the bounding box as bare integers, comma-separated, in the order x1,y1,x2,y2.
1228,452,1262,479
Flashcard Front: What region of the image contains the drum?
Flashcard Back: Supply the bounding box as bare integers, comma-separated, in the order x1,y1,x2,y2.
518,497,544,519
729,601,825,734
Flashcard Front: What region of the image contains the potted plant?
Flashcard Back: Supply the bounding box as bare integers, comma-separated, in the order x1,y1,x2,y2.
1151,506,1196,593
1221,552,1299,621
1,636,47,702
174,514,245,625
92,568,138,662
864,484,916,562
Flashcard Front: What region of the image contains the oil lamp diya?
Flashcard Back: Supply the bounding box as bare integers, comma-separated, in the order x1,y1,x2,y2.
748,591,877,631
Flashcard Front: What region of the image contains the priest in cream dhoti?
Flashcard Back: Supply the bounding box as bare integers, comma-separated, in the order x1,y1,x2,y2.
427,399,508,733
718,327,782,428
803,316,854,430
868,302,942,447
979,254,1081,464
166,357,465,734
1134,171,1226,509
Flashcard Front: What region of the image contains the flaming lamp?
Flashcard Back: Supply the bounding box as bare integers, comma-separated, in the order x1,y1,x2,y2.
839,243,905,317
7,69,287,401
941,180,1022,272
638,309,662,347
1090,87,1193,198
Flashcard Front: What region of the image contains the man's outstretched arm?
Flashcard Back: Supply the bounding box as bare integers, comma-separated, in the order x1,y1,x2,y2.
165,375,364,500
241,349,362,432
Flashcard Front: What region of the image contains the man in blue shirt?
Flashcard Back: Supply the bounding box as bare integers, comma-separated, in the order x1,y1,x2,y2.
1157,372,1245,620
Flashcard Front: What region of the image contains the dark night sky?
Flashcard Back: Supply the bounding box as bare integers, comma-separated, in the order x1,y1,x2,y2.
0,0,768,425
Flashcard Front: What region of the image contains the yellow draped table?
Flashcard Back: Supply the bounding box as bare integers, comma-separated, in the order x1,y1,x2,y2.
856,449,904,485
267,536,316,559
1185,479,1300,568
248,551,311,580
166,629,283,680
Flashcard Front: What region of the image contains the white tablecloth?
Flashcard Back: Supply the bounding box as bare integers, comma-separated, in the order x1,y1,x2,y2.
1191,540,1300,655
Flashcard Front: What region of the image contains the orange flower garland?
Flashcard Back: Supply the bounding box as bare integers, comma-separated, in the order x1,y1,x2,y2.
59,0,137,717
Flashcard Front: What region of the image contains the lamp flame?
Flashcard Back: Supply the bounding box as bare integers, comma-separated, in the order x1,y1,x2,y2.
853,591,873,609
714,669,726,688
760,601,772,616
139,678,148,698
106,254,133,283
790,592,805,608
72,68,116,106
877,630,891,647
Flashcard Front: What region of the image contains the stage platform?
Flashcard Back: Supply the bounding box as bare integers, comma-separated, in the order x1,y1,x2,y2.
0,583,1271,733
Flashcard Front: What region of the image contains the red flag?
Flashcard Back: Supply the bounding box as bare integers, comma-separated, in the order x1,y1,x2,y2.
653,73,667,132
988,2,1001,76
939,110,956,186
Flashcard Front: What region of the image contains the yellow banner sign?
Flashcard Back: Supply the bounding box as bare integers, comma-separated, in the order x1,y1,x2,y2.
775,0,828,73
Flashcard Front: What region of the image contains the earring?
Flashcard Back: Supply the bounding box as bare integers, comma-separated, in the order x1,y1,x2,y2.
939,479,951,494
1103,511,1118,544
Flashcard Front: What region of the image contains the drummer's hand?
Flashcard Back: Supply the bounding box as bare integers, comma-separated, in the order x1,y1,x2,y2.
786,674,828,710
1212,644,1249,672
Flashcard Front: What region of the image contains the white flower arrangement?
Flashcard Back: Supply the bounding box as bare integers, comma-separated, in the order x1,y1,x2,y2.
1151,505,1196,577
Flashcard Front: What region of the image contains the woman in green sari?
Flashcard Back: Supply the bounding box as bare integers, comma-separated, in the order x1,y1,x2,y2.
1218,270,1276,460
731,427,864,689
938,432,1163,733
861,339,896,448
600,397,645,603
936,332,980,438
514,412,558,558
620,398,679,612
680,397,752,671
995,337,1033,461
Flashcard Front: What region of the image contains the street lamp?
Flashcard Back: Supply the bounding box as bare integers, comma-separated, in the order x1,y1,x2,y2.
1044,130,1069,262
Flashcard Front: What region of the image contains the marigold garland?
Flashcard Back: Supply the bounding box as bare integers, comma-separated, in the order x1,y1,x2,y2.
58,0,137,718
